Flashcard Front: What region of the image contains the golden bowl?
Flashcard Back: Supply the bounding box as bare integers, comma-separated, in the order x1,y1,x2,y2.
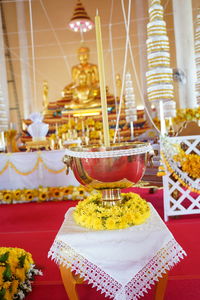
63,142,152,206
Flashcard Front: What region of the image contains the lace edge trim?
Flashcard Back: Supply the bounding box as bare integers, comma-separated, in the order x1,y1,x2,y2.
64,144,152,159
48,240,121,298
124,238,186,300
48,238,186,300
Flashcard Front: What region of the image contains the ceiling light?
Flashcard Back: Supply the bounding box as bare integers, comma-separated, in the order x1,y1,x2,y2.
68,0,94,33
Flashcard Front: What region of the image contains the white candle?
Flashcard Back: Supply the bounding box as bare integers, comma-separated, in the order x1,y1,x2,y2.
159,100,166,136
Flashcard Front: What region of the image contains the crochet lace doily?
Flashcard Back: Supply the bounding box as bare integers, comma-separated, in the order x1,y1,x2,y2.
65,144,152,159
48,238,186,300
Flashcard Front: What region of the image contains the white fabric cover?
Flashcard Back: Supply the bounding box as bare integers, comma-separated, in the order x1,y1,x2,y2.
0,150,79,189
28,112,49,139
49,204,186,300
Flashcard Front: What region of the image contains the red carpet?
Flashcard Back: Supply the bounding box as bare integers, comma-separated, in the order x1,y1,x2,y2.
0,188,200,300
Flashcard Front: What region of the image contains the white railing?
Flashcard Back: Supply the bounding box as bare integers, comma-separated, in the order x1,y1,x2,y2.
162,135,200,221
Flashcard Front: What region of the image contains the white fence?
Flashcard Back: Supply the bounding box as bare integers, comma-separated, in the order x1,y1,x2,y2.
162,135,200,221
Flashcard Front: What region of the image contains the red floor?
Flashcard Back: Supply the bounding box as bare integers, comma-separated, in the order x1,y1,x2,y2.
0,188,200,300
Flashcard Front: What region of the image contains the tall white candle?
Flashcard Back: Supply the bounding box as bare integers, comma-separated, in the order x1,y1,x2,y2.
159,100,166,136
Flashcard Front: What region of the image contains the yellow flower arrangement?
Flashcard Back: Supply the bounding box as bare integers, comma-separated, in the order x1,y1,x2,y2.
153,107,200,131
161,151,200,194
73,192,150,230
109,128,115,139
89,128,115,143
76,122,83,131
49,133,56,141
0,247,42,300
95,121,103,130
0,185,90,204
57,124,68,136
174,149,200,179
173,107,200,124
85,118,95,127
89,130,100,139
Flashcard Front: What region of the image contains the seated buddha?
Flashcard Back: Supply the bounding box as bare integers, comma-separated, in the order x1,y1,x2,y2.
62,47,101,110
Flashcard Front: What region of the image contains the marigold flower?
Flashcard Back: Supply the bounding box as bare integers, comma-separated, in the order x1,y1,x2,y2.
73,192,150,230
0,247,40,300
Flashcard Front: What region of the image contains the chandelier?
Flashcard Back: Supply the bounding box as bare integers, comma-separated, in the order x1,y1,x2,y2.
68,0,94,33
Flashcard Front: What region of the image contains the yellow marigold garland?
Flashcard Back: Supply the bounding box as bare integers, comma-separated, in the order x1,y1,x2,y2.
157,163,166,177
173,107,200,124
0,185,90,204
0,247,42,300
161,151,200,194
153,107,200,129
73,192,150,230
173,149,200,179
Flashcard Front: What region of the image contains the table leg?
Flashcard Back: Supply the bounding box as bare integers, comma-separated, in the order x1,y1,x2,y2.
154,272,168,300
59,265,84,300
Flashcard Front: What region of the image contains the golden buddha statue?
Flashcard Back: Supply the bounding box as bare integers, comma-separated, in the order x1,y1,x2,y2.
69,71,101,109
62,47,101,109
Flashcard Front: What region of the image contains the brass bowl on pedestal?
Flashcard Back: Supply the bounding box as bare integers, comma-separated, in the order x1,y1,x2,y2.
63,142,152,206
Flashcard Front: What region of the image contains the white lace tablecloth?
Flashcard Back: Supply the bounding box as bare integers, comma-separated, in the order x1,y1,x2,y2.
48,204,186,300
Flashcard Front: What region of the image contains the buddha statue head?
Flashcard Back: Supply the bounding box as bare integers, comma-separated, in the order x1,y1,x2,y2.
78,47,90,65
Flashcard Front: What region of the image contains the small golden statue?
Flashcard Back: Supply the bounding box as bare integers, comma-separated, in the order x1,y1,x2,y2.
62,47,101,110
42,80,49,115
116,73,125,108
5,125,19,153
116,73,122,98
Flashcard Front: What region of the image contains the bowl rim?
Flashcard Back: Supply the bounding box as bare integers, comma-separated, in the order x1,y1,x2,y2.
64,142,152,159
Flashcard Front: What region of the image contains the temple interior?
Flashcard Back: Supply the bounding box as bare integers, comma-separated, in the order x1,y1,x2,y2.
0,0,199,147
0,1,200,300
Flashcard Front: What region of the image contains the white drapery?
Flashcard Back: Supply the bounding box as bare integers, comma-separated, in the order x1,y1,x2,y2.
0,150,79,190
